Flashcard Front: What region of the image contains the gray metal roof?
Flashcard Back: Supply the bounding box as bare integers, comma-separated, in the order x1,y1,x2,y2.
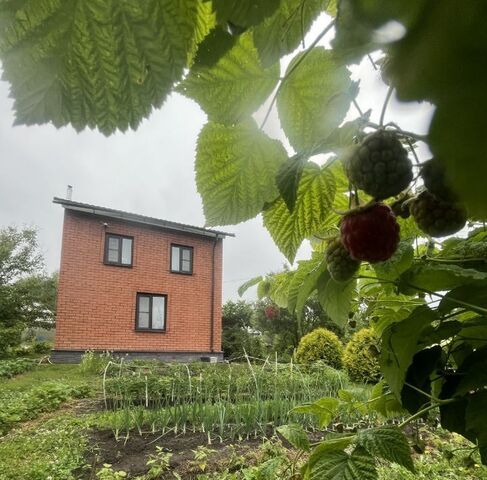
53,197,234,239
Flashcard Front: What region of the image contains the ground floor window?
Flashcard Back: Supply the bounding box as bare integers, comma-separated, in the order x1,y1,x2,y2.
135,293,167,331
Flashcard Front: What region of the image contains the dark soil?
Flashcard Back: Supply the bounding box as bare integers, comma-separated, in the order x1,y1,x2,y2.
82,429,267,479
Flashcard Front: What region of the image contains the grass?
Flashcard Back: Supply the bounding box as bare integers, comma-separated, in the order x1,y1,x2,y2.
0,414,88,480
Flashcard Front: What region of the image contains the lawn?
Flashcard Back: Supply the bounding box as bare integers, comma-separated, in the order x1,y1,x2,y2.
0,355,485,479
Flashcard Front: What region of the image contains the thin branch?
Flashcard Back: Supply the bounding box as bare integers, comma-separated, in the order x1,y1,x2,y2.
379,85,394,127
399,399,456,428
260,19,336,130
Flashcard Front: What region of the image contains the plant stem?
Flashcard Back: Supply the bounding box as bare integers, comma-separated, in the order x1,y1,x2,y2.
260,19,335,130
399,399,456,428
379,85,394,127
366,121,428,142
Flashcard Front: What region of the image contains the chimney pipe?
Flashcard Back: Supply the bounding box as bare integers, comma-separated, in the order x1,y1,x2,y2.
66,185,73,201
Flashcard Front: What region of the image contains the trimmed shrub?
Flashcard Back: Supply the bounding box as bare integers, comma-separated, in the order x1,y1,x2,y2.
295,328,343,368
343,328,381,383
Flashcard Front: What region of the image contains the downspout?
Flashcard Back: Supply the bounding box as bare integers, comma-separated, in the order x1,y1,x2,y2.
210,234,220,353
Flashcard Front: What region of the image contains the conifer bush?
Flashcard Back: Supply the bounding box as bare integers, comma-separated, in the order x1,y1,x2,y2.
343,328,381,383
295,328,343,369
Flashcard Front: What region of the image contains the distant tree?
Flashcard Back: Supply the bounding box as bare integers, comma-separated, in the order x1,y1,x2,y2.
0,227,55,355
252,297,342,361
221,300,264,360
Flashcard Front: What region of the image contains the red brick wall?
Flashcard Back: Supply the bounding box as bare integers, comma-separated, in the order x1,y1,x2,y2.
54,210,223,353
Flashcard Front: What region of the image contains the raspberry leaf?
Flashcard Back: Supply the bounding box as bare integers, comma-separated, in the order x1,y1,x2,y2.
380,306,438,398
317,271,356,327
253,0,330,67
277,424,310,451
277,47,356,152
196,120,287,225
237,276,263,297
211,0,281,28
306,446,377,480
357,427,414,472
178,32,280,125
0,0,210,135
276,154,308,212
263,163,336,262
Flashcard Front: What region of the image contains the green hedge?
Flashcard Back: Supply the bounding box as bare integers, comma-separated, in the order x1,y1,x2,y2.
295,328,343,368
343,328,381,383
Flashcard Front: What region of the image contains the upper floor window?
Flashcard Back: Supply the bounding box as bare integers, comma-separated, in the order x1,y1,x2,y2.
171,244,193,274
104,234,133,267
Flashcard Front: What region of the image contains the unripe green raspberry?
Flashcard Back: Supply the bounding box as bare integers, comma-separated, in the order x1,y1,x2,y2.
345,130,413,200
325,237,360,282
411,191,467,237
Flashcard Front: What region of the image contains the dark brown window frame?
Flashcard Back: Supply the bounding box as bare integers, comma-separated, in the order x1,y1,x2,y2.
135,293,167,332
104,233,134,267
170,244,194,275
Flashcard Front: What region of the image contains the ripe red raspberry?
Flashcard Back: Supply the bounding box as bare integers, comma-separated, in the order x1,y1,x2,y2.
340,203,400,262
264,305,279,320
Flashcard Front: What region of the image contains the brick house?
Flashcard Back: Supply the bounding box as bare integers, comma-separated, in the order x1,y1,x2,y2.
51,198,233,363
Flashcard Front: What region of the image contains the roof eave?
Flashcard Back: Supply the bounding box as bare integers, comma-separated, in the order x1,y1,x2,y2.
53,197,235,239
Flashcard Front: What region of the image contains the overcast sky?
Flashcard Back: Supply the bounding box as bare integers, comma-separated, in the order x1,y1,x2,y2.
0,20,433,302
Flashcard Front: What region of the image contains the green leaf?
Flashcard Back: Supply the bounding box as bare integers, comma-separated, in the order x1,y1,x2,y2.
369,381,405,418
263,163,336,262
398,263,487,295
401,346,443,414
277,47,355,152
192,26,237,68
267,271,295,307
316,118,367,155
308,446,377,480
212,0,281,28
384,1,487,218
317,271,356,328
438,284,487,316
276,154,308,212
253,0,329,67
0,0,207,135
357,427,414,472
380,306,438,398
466,391,487,464
196,121,287,225
304,435,355,477
373,242,414,282
178,32,279,124
238,276,263,297
288,254,327,318
293,397,339,428
257,278,272,300
455,346,487,396
277,424,310,451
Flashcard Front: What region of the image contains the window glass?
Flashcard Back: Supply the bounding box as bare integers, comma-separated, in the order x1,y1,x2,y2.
108,237,119,250
107,248,119,263
121,238,132,265
171,246,180,271
138,312,150,329
152,297,165,330
181,259,191,272
138,296,150,313
182,248,191,261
